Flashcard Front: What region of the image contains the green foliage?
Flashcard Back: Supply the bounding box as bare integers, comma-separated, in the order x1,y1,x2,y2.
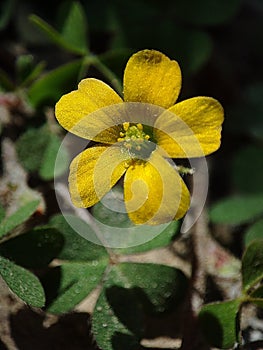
209,195,263,225
244,218,263,246
0,255,45,307
242,240,263,293
92,193,180,254
0,200,40,239
29,2,88,55
200,239,263,348
43,260,108,314
0,0,262,347
92,263,187,350
27,60,83,108
48,214,108,261
199,300,240,349
0,227,63,268
16,125,69,180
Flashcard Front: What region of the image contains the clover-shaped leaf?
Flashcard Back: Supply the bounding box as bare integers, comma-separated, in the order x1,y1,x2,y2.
92,263,187,349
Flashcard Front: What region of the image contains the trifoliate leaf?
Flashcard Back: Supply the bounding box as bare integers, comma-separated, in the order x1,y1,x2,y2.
0,227,63,268
199,300,240,349
92,263,187,350
210,195,263,225
0,256,45,307
242,240,263,293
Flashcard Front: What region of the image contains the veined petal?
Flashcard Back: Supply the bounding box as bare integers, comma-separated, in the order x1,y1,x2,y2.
123,50,182,109
69,146,129,207
154,97,224,158
55,78,123,142
124,150,190,225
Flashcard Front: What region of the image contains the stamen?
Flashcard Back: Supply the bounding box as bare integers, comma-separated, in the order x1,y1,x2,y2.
123,122,130,131
136,123,143,130
117,122,155,159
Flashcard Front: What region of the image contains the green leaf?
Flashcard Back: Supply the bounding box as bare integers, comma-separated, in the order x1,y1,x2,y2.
49,214,108,261
27,59,82,108
16,125,69,180
57,1,89,53
242,240,263,293
92,263,187,350
111,263,188,313
29,13,87,55
42,260,108,314
174,0,241,26
0,227,63,268
39,132,69,180
250,286,263,308
115,221,179,254
0,256,45,307
92,283,143,350
19,61,46,88
0,200,40,239
199,300,240,349
209,195,263,225
92,188,180,251
232,146,263,194
244,218,263,247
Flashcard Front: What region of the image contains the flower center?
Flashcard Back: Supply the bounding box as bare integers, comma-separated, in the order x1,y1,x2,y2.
117,122,155,159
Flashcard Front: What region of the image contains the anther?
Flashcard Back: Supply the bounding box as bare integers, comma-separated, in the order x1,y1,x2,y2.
123,122,130,131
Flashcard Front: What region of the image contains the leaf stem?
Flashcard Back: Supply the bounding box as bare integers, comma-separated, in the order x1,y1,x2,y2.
89,55,123,96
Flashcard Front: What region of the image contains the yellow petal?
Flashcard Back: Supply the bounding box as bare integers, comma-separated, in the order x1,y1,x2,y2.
124,150,190,225
154,97,224,158
55,78,123,141
123,50,182,108
69,146,129,207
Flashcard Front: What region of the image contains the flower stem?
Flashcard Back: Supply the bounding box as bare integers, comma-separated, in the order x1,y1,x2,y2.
89,55,123,96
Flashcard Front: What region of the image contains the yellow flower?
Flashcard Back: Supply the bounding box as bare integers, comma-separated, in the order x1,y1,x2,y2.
55,50,224,225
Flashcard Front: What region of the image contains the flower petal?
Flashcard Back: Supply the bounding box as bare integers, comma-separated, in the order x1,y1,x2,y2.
69,146,129,207
124,150,190,225
123,50,182,108
55,78,123,141
154,97,224,158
